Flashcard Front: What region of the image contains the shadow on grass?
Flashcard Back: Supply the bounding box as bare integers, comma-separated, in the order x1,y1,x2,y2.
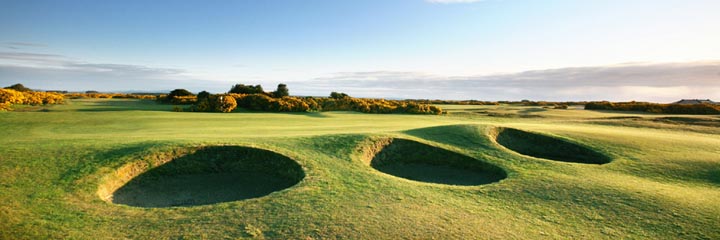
494,127,611,164
365,138,506,186
709,169,720,185
519,108,547,114
75,100,173,112
111,146,305,208
286,112,332,118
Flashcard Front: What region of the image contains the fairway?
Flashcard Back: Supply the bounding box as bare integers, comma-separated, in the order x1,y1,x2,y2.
1,99,719,239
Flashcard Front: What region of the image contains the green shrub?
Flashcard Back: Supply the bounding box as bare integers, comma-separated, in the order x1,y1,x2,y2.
272,84,289,98
4,83,32,92
229,84,264,94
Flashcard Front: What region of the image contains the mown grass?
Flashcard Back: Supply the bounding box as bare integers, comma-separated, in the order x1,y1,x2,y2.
0,99,719,239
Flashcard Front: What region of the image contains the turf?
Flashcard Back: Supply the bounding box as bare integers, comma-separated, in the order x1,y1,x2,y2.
0,99,719,239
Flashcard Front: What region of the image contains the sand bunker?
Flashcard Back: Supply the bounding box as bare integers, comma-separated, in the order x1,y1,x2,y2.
494,127,611,164
103,146,304,208
361,138,506,186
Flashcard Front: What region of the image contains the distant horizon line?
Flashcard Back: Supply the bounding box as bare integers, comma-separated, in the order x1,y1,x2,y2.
8,86,713,104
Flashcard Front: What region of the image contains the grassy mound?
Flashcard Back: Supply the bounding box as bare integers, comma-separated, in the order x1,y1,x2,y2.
362,138,506,185
494,127,611,164
653,117,720,127
105,146,304,208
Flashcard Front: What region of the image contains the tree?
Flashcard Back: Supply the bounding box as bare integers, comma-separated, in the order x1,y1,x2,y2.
192,91,212,112
273,84,289,98
165,89,196,104
168,89,194,98
330,92,349,99
229,84,264,94
197,91,210,101
5,83,31,92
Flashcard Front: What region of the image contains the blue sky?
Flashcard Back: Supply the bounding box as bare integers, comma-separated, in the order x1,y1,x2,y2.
1,0,719,101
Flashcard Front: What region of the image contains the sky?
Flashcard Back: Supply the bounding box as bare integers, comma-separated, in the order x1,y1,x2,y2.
1,0,719,101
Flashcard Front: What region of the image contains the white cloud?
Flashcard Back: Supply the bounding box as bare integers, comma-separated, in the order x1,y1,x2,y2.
289,61,720,102
1,50,719,101
0,51,186,77
0,51,221,92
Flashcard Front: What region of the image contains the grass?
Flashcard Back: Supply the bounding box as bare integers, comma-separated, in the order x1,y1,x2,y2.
0,99,719,239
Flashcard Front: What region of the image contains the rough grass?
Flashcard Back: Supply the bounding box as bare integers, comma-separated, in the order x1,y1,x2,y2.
0,99,719,239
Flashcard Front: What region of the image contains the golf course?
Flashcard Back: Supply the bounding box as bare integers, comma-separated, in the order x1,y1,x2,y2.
1,98,718,239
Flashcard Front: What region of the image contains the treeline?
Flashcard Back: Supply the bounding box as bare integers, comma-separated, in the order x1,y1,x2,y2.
167,83,443,114
65,92,158,100
0,84,64,111
188,93,442,114
585,101,720,114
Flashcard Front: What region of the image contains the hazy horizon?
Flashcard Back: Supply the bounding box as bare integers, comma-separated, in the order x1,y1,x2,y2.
1,0,719,102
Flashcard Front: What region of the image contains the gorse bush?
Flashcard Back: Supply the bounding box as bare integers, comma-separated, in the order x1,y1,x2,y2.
188,92,443,114
0,88,65,111
163,89,196,104
23,91,64,105
156,83,442,114
315,97,443,114
0,103,11,111
168,96,198,105
231,94,313,112
215,95,238,113
65,93,158,100
585,101,720,114
189,95,238,112
0,89,26,105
